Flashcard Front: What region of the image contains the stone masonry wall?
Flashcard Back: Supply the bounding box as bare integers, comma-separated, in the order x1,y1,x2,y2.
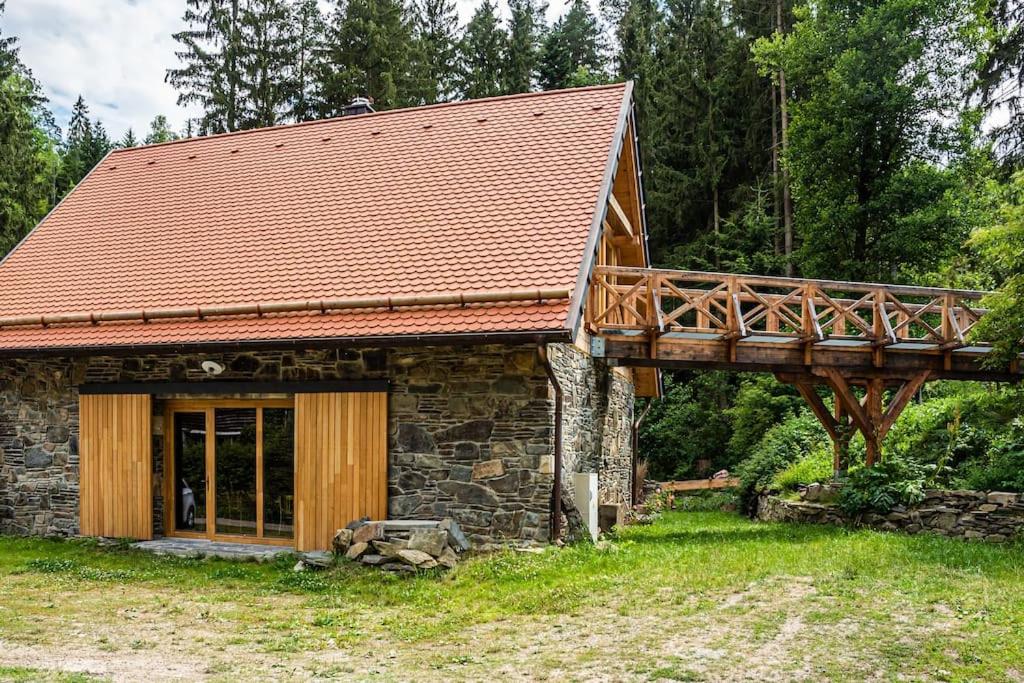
0,361,79,537
0,343,637,546
549,343,634,509
757,490,1024,542
0,345,573,546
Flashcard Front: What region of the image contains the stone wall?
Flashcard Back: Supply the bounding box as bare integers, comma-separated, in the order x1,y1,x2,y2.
548,343,634,508
0,360,79,537
0,342,634,547
757,490,1024,542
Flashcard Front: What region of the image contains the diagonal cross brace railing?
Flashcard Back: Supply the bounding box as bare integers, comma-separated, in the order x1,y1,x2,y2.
586,265,1017,469
587,265,991,348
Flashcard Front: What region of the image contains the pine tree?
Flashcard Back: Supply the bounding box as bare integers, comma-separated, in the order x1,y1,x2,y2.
167,0,246,134
239,0,297,128
503,0,547,94
0,0,58,254
410,0,460,104
977,0,1024,169
144,115,180,145
538,0,608,90
89,120,112,167
56,96,94,193
457,0,506,99
607,0,661,152
55,97,112,194
648,0,740,269
119,128,138,148
0,0,19,78
65,96,92,149
290,0,327,121
321,0,416,113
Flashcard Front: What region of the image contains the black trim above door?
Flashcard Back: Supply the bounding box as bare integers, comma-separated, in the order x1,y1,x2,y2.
79,379,390,395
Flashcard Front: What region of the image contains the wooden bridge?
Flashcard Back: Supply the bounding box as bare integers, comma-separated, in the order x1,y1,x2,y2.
584,266,1021,469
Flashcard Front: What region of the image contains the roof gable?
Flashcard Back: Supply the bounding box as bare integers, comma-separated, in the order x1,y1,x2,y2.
0,83,631,351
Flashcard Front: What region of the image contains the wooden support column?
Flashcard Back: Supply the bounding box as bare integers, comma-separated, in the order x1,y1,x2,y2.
833,394,848,475
863,378,884,466
816,368,931,468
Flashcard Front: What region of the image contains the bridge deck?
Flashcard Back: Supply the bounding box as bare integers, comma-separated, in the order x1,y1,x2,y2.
585,266,1021,468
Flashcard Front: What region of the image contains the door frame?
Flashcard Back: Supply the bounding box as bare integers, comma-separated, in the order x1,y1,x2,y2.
162,398,294,546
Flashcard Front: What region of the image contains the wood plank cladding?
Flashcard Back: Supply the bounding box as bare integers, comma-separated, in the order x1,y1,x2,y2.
79,394,153,539
294,392,387,551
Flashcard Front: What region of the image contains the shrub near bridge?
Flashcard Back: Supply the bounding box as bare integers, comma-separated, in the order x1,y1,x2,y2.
772,444,834,494
735,412,827,510
835,457,930,516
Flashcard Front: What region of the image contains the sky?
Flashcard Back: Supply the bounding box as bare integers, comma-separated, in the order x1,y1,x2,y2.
4,0,589,141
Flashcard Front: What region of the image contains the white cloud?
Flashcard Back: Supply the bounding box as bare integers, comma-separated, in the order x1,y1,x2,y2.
6,0,200,140
5,0,595,140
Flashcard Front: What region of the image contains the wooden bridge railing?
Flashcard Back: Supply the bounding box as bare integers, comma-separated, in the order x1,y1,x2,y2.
587,266,989,348
586,266,1014,472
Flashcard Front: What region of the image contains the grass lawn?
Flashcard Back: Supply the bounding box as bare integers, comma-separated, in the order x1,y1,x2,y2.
0,512,1022,682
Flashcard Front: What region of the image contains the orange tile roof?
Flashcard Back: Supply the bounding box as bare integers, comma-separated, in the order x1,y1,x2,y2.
0,84,631,352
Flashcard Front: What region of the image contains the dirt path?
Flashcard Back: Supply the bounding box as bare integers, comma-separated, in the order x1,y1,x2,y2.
0,573,959,682
0,573,966,683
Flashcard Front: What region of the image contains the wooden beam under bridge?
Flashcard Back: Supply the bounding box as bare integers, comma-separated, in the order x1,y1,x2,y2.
776,369,931,470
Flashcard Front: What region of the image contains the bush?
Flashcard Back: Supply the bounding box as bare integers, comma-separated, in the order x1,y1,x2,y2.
836,456,928,515
639,372,739,479
735,412,827,509
772,445,834,492
725,375,803,462
957,418,1024,492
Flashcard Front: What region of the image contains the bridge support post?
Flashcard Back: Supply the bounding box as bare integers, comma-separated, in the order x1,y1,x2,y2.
832,395,850,475
777,369,931,469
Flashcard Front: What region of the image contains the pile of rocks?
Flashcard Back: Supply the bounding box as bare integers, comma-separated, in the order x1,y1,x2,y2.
332,519,470,572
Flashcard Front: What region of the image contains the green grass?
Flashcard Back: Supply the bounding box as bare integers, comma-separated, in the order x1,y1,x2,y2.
0,666,99,682
0,513,1022,681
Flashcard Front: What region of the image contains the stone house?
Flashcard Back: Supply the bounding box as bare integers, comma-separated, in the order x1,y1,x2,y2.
0,83,657,551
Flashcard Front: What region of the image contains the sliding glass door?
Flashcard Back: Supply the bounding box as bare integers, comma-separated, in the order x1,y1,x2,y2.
166,400,294,544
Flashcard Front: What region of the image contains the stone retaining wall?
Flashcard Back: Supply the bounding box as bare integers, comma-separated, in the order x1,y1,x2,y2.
0,342,633,547
757,489,1024,542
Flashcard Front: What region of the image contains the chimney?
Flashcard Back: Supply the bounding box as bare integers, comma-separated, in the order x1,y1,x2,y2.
343,97,375,117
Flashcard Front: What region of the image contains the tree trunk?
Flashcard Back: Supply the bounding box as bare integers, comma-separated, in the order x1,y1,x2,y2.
771,81,781,257
777,0,794,277
227,0,240,132
713,183,721,270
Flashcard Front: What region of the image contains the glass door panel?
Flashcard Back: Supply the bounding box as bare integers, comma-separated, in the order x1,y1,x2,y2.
263,408,295,539
173,412,207,532
214,408,258,536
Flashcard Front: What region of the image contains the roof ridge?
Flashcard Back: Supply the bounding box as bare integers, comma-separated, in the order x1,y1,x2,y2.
112,82,630,155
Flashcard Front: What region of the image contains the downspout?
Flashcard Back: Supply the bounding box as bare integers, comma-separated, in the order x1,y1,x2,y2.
631,399,654,506
537,344,563,542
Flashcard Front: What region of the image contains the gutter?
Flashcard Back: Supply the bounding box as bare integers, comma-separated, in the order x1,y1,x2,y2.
0,288,571,330
537,344,564,542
